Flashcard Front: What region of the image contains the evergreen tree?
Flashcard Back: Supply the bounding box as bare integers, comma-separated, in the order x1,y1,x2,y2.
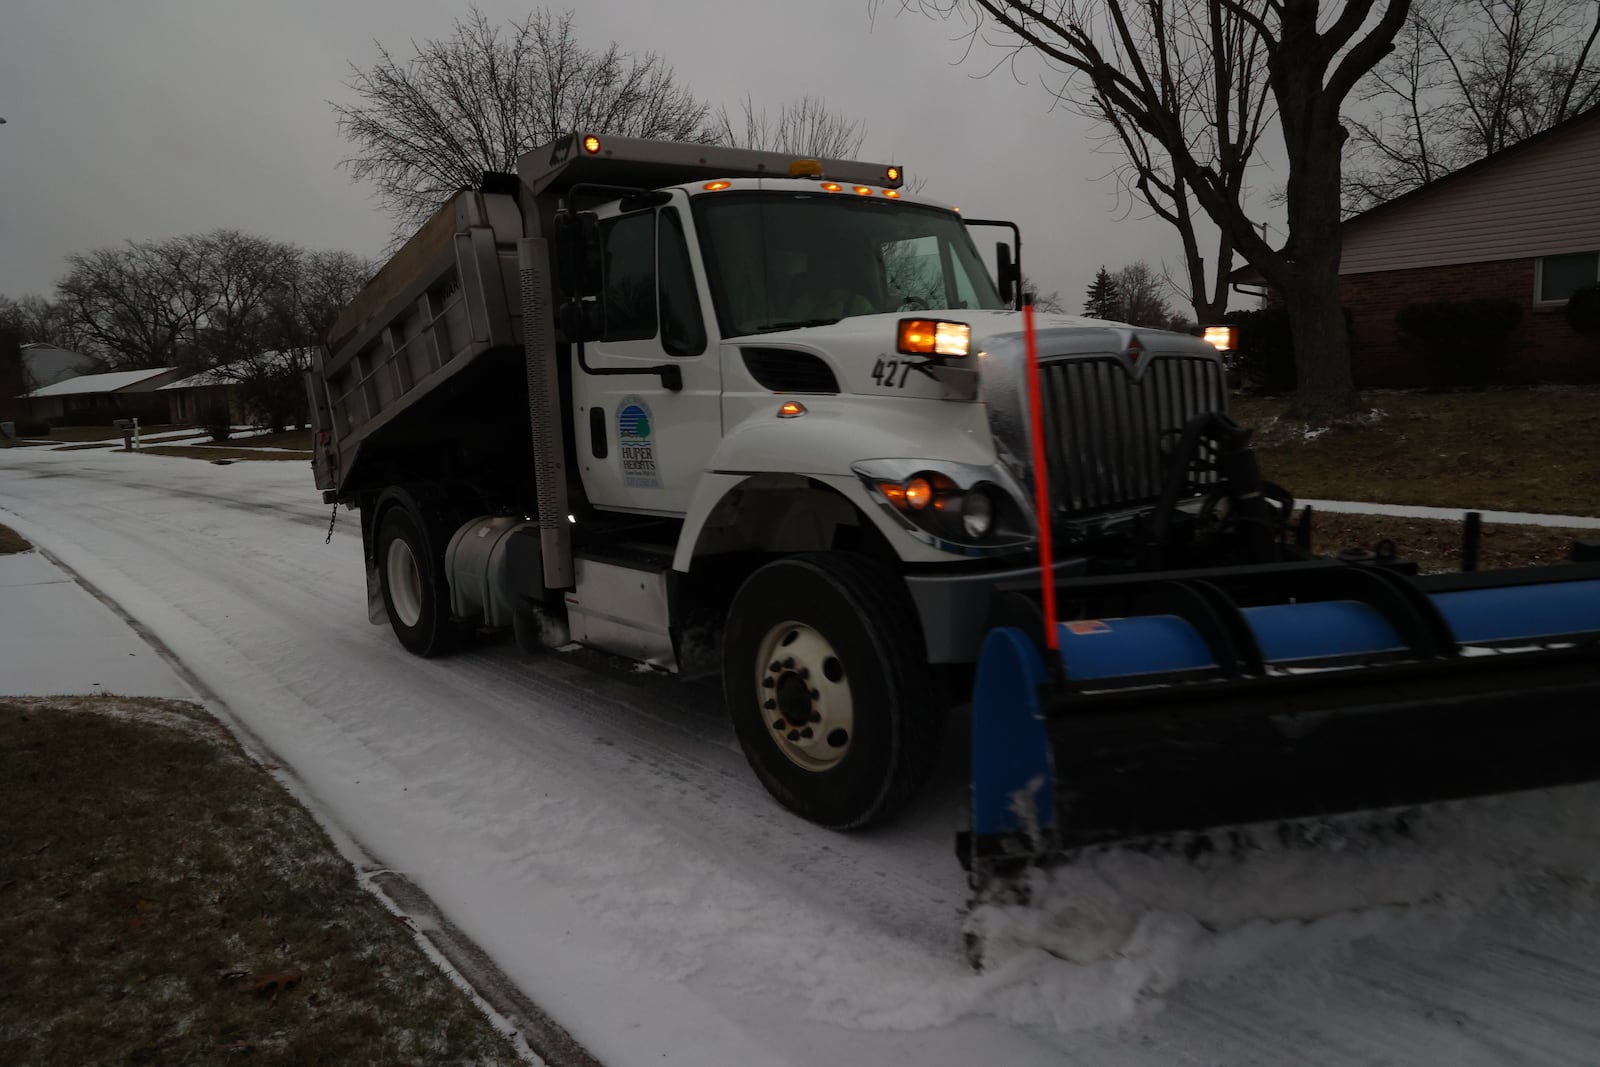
1083,266,1123,320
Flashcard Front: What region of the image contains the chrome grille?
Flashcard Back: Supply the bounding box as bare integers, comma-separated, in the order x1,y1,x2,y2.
1038,355,1227,514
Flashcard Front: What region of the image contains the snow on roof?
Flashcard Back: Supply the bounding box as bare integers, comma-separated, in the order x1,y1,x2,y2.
20,367,177,399
159,366,234,391
158,352,309,391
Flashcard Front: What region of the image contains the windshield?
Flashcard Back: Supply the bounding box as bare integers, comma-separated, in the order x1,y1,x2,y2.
691,191,1004,338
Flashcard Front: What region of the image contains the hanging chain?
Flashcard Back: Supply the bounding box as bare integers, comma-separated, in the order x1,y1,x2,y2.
325,503,339,544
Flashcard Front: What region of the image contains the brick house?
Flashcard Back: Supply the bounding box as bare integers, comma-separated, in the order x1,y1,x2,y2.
18,367,181,424
1237,105,1600,386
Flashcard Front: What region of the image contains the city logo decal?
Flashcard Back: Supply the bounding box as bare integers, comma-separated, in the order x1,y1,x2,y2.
617,396,660,489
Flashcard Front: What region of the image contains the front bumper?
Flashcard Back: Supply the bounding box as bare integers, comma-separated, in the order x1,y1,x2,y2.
905,557,1088,663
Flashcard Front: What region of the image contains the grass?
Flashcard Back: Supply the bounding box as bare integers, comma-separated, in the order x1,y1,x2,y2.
1232,388,1600,517
0,697,522,1066
139,445,311,462
0,524,31,554
17,424,181,443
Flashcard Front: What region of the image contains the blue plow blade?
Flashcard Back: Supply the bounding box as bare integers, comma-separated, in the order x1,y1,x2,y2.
968,573,1600,860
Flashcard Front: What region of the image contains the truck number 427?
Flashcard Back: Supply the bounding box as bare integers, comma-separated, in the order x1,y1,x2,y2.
871,358,914,389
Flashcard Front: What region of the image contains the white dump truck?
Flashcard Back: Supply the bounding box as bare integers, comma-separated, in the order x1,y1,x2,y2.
308,132,1235,830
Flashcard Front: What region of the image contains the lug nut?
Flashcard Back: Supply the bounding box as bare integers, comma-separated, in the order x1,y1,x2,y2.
800,727,814,739
786,729,801,742
772,719,786,730
783,657,795,669
769,661,781,672
809,689,820,700
798,667,810,680
763,699,776,710
762,677,775,689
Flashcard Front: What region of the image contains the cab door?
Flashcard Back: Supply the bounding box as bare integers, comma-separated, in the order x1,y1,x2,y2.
571,197,721,516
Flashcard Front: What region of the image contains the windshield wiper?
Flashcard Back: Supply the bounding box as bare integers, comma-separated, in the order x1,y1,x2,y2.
746,318,841,332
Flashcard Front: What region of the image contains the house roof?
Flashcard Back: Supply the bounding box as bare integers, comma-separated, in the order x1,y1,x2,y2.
158,352,308,391
159,366,235,391
20,367,177,399
18,344,95,391
1342,103,1600,234
1231,103,1600,285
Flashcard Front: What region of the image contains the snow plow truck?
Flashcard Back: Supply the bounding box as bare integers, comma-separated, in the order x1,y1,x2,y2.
309,133,1600,905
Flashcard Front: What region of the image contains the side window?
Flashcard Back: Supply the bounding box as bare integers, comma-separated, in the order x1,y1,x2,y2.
948,244,981,310
659,208,707,357
601,213,656,341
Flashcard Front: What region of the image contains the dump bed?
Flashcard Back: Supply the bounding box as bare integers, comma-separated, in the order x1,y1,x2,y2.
310,190,524,496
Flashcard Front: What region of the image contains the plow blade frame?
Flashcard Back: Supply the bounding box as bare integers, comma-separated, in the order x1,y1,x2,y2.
964,560,1600,875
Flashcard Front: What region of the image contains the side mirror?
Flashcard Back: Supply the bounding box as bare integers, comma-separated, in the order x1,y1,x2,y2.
995,241,1019,306
551,210,603,298
558,300,605,343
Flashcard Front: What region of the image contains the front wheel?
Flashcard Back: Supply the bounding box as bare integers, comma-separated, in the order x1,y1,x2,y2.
723,553,941,829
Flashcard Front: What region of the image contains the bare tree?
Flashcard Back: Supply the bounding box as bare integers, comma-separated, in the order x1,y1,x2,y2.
1071,4,1272,327
1023,280,1068,312
711,94,869,158
335,8,714,231
1345,0,1600,211
0,293,87,352
55,239,218,369
879,0,1411,423
1114,260,1172,326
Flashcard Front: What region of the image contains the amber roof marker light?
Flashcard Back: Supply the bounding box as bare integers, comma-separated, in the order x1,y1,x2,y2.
582,135,602,154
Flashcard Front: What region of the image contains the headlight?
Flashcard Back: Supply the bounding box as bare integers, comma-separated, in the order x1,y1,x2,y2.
959,490,994,538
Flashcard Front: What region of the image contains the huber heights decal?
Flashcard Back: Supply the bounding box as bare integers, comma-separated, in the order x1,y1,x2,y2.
617,396,660,489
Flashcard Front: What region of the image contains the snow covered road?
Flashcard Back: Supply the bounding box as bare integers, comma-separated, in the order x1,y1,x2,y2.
5,444,1600,1065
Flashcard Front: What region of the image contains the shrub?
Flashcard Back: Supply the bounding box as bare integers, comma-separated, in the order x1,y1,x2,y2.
13,419,51,437
202,405,233,442
1566,283,1600,336
1222,307,1296,392
1395,298,1522,389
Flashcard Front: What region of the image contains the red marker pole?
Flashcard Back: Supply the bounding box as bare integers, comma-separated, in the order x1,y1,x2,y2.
1021,302,1059,652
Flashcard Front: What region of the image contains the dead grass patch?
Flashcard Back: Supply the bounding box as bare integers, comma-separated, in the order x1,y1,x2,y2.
139,445,311,462
1232,388,1600,517
0,696,521,1066
19,425,181,444
226,430,312,449
0,524,32,554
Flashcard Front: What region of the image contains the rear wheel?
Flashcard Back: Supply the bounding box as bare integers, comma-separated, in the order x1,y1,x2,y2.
377,505,455,657
723,553,940,829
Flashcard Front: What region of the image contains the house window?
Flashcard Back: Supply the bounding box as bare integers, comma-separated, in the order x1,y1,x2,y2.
1537,251,1600,303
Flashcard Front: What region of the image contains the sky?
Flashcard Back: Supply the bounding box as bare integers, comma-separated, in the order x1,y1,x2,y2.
0,0,1269,319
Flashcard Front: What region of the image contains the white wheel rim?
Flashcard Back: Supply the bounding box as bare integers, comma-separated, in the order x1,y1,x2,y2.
755,621,854,772
386,536,423,628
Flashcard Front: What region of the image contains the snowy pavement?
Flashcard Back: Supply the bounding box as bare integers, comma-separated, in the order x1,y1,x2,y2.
5,444,1600,1065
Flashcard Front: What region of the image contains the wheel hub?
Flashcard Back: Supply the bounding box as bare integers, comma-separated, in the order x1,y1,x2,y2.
756,622,853,772
385,536,423,628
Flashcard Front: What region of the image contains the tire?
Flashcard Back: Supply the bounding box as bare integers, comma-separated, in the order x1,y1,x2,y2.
722,553,941,829
377,504,456,657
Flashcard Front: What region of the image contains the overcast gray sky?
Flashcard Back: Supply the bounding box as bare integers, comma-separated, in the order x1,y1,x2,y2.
0,0,1271,317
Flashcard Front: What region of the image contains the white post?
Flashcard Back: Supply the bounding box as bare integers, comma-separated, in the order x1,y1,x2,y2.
133,417,140,450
